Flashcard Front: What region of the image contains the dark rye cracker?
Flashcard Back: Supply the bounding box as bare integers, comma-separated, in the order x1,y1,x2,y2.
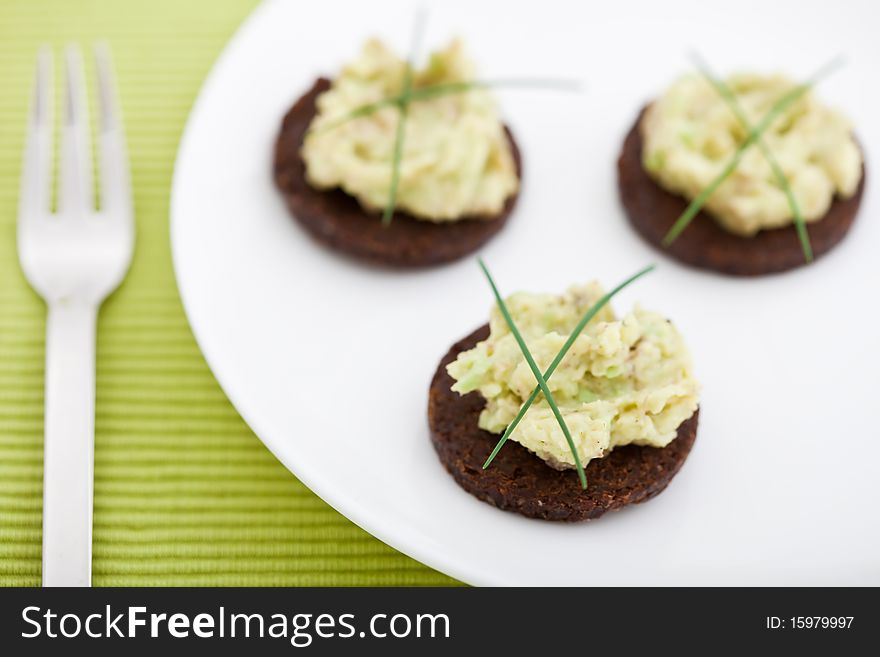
428,325,699,522
618,107,866,276
273,79,522,268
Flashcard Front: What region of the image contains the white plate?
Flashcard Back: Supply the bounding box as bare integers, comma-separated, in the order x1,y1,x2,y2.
171,0,880,585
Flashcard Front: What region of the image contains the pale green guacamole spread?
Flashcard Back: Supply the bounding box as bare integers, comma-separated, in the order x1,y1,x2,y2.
302,39,519,222
641,73,862,236
447,283,699,470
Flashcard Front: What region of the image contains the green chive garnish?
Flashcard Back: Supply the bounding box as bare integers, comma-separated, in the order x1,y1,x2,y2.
306,79,581,139
477,258,588,489
305,15,581,226
307,96,402,137
383,99,409,227
662,57,844,247
689,53,813,262
381,12,426,227
480,264,655,473
407,77,582,101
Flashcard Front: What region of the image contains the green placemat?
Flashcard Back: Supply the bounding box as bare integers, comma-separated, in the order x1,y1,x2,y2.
0,0,456,587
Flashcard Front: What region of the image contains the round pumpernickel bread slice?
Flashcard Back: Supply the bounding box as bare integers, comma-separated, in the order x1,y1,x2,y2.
273,78,522,268
618,107,866,276
428,325,699,522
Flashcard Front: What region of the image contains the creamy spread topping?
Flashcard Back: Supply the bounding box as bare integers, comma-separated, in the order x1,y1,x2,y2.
641,73,862,235
302,39,519,222
447,283,699,470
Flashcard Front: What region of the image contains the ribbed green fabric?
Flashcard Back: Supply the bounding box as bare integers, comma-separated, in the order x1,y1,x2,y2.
0,0,456,587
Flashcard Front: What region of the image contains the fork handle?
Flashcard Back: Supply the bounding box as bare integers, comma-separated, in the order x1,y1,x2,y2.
42,300,97,587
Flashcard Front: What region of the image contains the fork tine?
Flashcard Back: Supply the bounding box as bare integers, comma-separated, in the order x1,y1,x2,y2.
60,44,93,213
19,48,53,220
94,43,132,220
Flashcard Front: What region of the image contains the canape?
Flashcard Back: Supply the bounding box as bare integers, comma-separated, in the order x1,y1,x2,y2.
618,70,865,275
428,269,700,521
274,39,522,267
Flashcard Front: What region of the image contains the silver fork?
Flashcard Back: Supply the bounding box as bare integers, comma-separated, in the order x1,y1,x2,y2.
17,45,134,587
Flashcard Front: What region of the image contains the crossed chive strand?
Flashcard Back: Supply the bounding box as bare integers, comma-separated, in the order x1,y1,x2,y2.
477,259,588,488
662,58,843,248
309,76,581,226
480,265,655,472
382,92,410,227
690,55,812,262
308,78,581,138
381,14,425,227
